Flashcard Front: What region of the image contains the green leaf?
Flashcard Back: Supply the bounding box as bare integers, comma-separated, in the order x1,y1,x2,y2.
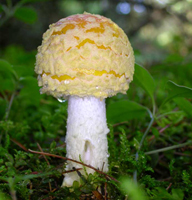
174,98,192,118
0,77,15,92
134,63,155,100
151,187,184,200
14,7,37,24
2,45,36,77
0,59,16,77
107,100,149,124
0,59,18,91
73,181,79,189
172,189,184,200
19,77,41,106
151,188,173,199
0,192,11,200
161,81,192,107
120,177,148,200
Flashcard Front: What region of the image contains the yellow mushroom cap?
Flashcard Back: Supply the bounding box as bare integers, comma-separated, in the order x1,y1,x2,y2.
35,12,135,99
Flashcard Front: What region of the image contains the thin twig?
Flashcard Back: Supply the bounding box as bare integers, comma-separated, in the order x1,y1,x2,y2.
37,143,50,165
166,183,172,191
174,152,192,157
36,143,52,193
28,149,120,183
10,138,28,152
48,182,52,198
148,124,169,142
113,121,129,127
158,177,172,182
159,124,170,133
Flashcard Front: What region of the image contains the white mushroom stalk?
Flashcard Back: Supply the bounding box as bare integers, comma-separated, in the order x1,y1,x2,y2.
63,96,109,186
35,12,134,187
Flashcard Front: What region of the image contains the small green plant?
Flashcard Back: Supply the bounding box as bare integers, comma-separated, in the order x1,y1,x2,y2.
0,0,40,27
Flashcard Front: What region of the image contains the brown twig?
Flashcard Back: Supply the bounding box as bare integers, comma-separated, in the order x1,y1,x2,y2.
37,143,56,195
113,121,129,127
37,143,50,165
166,183,172,191
159,124,170,133
28,149,120,183
174,152,192,157
11,138,28,152
48,182,52,197
158,177,172,182
148,124,170,142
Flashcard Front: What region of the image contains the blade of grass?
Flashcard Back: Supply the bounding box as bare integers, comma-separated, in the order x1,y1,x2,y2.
145,141,192,155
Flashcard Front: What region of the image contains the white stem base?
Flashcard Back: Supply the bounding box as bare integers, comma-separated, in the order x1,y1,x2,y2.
62,96,109,187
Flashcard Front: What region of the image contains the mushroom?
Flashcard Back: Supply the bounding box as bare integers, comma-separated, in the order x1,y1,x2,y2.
35,12,134,187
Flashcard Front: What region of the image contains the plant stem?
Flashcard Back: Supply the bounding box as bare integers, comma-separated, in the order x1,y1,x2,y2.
145,141,192,155
9,178,17,200
139,115,154,150
4,91,16,121
156,110,184,120
152,97,156,116
0,0,24,27
133,109,154,183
